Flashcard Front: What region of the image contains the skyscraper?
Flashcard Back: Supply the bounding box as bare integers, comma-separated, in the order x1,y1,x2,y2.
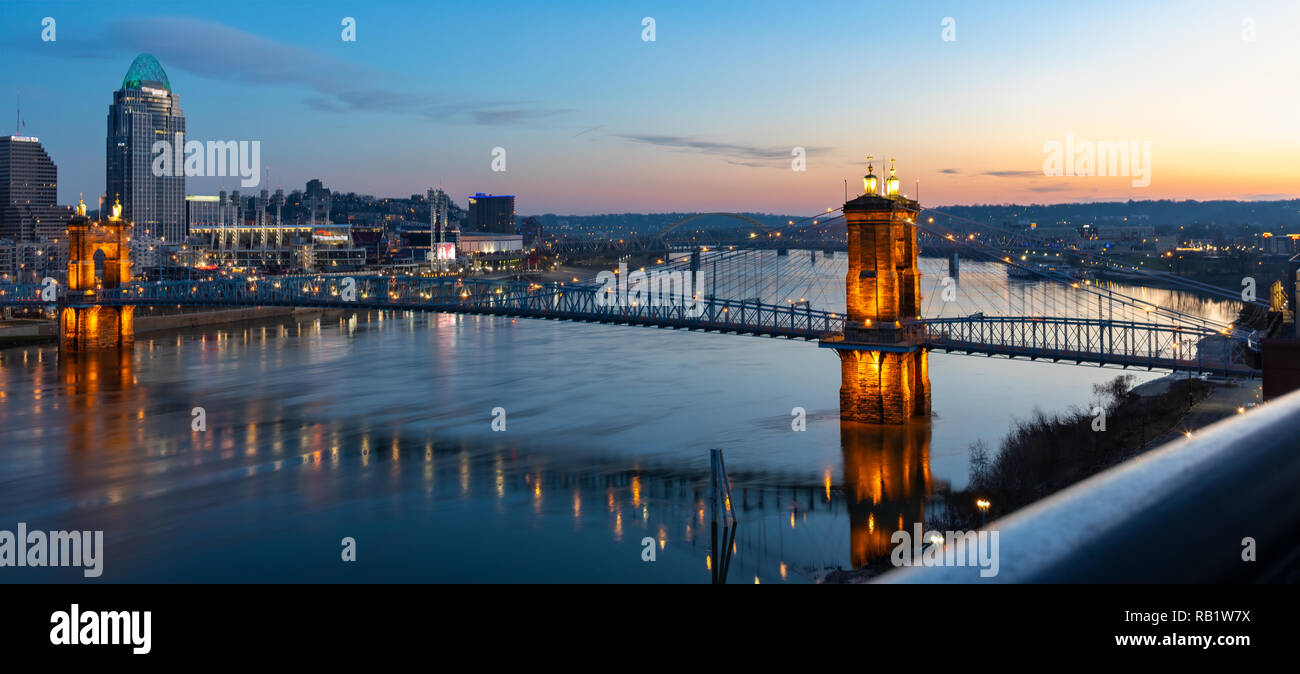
305,179,331,225
0,135,71,241
428,187,452,242
466,193,515,234
106,53,186,241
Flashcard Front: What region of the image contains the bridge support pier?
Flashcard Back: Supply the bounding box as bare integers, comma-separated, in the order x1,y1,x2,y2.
836,348,930,425
60,305,134,352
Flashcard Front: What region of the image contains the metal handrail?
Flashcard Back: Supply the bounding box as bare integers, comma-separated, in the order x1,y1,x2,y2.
876,387,1300,583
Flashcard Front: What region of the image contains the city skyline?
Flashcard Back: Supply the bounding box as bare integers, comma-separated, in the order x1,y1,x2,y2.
3,1,1299,215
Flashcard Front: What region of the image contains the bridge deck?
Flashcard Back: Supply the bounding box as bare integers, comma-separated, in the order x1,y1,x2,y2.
924,339,1258,376
0,276,1259,375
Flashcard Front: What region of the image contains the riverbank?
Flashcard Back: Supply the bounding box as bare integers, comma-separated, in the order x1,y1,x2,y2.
0,307,319,348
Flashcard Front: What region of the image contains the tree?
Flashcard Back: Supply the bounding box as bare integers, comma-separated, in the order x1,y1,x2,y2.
968,440,991,490
1092,374,1135,412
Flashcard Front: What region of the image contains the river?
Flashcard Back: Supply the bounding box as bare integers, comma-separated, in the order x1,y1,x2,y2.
1,255,1246,582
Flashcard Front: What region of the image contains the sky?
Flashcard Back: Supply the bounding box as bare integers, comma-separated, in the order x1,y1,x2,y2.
2,0,1298,216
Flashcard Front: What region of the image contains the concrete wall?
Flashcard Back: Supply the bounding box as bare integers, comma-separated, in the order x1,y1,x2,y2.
134,307,300,334
1,306,309,347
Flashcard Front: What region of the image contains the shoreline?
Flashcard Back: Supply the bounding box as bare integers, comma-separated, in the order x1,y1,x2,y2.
0,306,323,349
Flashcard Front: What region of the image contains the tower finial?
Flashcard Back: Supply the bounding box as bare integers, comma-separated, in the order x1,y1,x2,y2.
863,154,879,196
886,158,900,197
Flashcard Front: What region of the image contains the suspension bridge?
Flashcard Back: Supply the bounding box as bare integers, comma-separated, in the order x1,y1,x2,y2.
0,163,1269,420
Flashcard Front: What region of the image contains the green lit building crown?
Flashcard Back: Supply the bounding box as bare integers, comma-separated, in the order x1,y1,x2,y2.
121,53,171,91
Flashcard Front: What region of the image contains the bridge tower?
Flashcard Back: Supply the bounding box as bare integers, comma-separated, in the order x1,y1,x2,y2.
826,158,930,424
60,198,134,351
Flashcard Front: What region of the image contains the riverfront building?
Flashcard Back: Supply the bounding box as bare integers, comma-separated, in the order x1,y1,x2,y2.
466,193,515,234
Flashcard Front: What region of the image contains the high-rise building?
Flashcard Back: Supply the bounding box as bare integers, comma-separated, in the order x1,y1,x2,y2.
466,193,515,234
106,53,186,242
427,187,457,242
0,135,72,241
305,178,331,225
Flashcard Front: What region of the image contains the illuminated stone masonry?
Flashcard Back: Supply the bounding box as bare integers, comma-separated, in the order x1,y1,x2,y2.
60,199,134,352
823,159,931,424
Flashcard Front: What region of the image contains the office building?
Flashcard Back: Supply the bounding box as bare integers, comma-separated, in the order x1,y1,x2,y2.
0,135,72,241
466,193,515,234
106,53,186,241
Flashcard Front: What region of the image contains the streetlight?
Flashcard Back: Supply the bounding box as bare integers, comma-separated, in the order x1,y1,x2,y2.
976,498,991,527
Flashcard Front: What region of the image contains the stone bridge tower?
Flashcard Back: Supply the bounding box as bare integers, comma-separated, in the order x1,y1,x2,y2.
60,198,134,351
825,158,931,424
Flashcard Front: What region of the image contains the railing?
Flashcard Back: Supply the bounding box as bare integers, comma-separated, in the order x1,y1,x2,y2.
921,314,1257,376
875,387,1300,583
0,277,845,340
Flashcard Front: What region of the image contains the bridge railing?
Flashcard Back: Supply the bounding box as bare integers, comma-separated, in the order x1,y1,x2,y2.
1,276,846,339
0,283,50,306
875,387,1300,583
921,314,1257,375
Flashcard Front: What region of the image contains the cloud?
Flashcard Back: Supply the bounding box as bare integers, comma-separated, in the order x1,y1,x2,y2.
938,168,960,174
984,170,1043,178
40,17,570,127
472,107,575,126
303,90,569,125
108,17,370,94
617,134,832,168
1028,183,1074,192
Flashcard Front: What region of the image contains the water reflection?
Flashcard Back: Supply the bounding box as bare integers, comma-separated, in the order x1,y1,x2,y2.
61,349,138,454
840,421,931,568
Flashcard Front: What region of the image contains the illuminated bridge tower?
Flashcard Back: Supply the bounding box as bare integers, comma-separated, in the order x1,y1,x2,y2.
824,158,930,424
60,199,134,352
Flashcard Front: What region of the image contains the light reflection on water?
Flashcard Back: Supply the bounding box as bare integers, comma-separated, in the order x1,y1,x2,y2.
0,308,1163,582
